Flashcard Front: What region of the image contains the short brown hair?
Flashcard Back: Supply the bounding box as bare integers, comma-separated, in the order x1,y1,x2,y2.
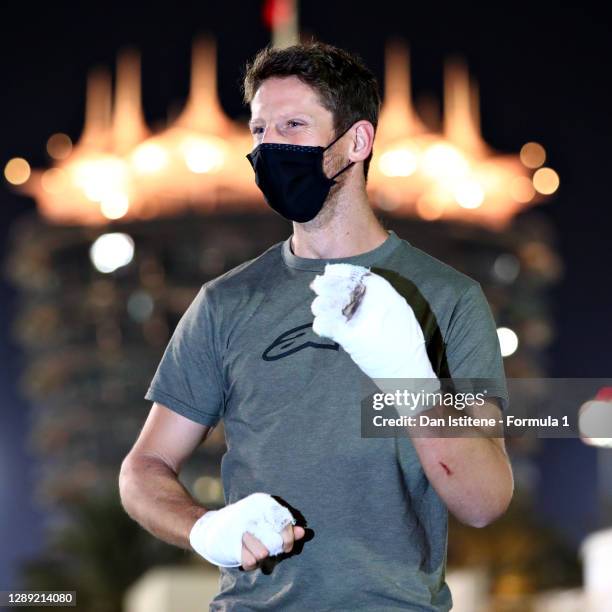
242,40,381,181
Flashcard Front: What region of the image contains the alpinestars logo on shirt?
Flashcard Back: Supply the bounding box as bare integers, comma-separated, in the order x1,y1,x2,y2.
262,323,339,361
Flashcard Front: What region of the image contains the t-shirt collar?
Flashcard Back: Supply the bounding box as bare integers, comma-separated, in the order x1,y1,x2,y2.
281,230,403,272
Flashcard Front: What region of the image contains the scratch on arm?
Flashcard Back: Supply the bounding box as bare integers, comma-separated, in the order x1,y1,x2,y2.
439,461,452,476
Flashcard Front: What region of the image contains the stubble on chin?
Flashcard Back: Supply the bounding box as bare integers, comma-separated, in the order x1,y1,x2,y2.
301,188,340,231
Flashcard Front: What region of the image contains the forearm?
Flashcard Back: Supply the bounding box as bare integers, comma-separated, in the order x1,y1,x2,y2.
408,406,514,528
118,453,208,550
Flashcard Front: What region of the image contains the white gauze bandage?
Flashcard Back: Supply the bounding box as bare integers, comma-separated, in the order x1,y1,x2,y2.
189,492,297,567
310,263,440,414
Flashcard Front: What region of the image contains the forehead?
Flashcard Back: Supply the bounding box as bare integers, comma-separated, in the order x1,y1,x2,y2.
249,75,331,121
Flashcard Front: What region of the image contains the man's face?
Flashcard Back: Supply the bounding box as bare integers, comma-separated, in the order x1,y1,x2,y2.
248,76,336,148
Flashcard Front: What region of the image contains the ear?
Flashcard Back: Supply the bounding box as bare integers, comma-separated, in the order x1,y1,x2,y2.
349,120,375,164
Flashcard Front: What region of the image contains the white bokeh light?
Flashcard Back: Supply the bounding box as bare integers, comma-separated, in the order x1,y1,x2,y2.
578,399,612,448
497,326,519,357
100,193,130,220
131,142,168,174
454,180,485,209
379,148,418,177
89,233,135,274
180,136,225,174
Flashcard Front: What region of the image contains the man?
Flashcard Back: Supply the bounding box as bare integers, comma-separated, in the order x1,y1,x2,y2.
119,41,514,611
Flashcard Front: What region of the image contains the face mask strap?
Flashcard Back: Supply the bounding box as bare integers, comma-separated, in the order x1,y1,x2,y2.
323,124,354,151
330,160,355,181
324,124,356,181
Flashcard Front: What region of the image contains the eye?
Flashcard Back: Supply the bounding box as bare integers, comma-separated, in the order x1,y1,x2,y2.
287,120,303,128
251,126,264,135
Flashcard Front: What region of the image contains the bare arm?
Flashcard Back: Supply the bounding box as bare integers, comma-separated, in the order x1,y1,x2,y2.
408,398,514,528
118,402,214,550
119,402,305,569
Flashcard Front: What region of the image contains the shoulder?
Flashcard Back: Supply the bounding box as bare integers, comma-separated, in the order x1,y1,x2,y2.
201,239,285,305
384,235,480,303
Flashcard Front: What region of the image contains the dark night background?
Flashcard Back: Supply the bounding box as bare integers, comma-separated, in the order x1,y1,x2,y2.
1,1,611,589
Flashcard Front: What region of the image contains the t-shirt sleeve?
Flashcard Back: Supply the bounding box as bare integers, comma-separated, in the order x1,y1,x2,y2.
444,282,510,412
144,282,225,426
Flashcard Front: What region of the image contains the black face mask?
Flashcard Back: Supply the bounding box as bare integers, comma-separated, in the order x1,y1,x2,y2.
245,125,355,223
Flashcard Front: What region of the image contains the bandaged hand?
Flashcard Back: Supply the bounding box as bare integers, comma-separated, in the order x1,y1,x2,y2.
310,264,440,404
189,492,300,568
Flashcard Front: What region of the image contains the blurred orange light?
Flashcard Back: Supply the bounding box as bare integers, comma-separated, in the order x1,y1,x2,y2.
422,143,468,180
180,135,225,174
533,167,559,195
510,176,536,203
10,39,559,229
70,156,129,202
454,180,484,209
416,195,445,220
100,193,130,219
46,133,73,160
520,142,546,168
4,157,31,185
379,148,418,177
131,142,168,174
41,168,68,194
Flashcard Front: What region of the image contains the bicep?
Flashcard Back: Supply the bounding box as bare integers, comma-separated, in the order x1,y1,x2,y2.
125,402,214,474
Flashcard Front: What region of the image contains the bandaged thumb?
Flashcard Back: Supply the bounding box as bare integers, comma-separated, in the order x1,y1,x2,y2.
189,492,297,567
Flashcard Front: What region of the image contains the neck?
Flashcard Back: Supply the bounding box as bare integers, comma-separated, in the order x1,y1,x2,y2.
290,179,389,259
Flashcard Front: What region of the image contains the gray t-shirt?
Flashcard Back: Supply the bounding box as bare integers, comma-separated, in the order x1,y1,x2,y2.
144,230,509,611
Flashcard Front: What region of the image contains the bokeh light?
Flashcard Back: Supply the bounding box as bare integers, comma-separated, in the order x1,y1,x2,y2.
100,193,130,220
422,143,469,180
533,167,560,195
493,253,520,283
4,157,31,185
41,168,68,194
579,399,612,448
497,326,519,357
509,176,536,203
127,290,155,323
46,133,73,160
379,148,418,177
89,233,135,273
416,196,446,221
520,142,546,168
454,180,484,209
131,142,168,174
180,136,225,174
